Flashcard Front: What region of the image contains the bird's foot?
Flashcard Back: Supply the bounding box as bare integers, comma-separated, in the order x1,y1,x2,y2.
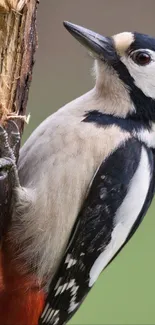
3,120,20,161
0,122,20,187
0,121,20,238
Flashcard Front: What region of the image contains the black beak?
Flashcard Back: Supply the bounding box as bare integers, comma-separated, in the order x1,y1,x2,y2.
63,21,116,62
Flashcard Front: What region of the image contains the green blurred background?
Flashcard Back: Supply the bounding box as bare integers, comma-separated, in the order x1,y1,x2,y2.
23,1,155,324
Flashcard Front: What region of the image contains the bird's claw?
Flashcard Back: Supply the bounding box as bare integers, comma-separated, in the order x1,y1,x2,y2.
0,121,20,188
5,120,21,162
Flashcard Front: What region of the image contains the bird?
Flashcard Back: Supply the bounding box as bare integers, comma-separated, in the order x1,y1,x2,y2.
0,21,155,325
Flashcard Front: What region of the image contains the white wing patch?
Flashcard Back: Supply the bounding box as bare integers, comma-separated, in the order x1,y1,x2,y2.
68,279,79,313
41,277,80,323
89,146,150,287
55,282,68,296
65,253,77,268
41,303,60,324
46,310,59,324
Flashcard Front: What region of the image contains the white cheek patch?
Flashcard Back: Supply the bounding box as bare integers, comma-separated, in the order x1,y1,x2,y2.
89,146,150,287
120,50,155,99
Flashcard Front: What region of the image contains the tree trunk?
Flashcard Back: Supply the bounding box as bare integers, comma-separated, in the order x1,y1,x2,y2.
0,0,38,238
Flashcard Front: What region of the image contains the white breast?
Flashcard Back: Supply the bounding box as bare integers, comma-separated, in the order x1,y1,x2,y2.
89,146,151,287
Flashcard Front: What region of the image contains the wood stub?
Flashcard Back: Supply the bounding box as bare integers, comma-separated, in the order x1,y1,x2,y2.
0,0,38,132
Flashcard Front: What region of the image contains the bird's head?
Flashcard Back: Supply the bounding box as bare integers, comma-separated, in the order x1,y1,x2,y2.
64,21,155,122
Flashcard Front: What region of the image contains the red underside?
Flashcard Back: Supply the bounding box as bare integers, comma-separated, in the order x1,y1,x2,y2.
0,245,45,325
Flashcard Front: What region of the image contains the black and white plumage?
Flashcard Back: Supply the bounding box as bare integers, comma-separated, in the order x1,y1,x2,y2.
40,129,155,325
8,21,155,325
38,23,155,325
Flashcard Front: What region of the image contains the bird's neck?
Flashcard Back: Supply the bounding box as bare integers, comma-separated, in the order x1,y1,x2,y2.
0,241,46,325
60,84,155,149
94,59,155,123
59,86,133,119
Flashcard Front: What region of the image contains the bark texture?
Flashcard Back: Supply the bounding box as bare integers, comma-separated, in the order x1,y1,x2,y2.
0,0,38,237
0,0,38,130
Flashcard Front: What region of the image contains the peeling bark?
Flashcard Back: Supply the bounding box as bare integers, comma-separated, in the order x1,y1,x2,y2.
0,0,38,131
0,0,38,238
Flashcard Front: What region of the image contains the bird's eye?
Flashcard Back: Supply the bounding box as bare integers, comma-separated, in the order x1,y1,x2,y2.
131,51,151,66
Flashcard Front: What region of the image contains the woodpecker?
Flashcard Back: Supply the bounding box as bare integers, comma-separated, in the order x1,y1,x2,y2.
0,22,155,325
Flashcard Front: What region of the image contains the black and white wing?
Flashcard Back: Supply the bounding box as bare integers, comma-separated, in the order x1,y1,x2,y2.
39,138,155,325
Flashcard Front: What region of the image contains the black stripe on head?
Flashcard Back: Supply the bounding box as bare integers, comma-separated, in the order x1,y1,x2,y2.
111,59,155,123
